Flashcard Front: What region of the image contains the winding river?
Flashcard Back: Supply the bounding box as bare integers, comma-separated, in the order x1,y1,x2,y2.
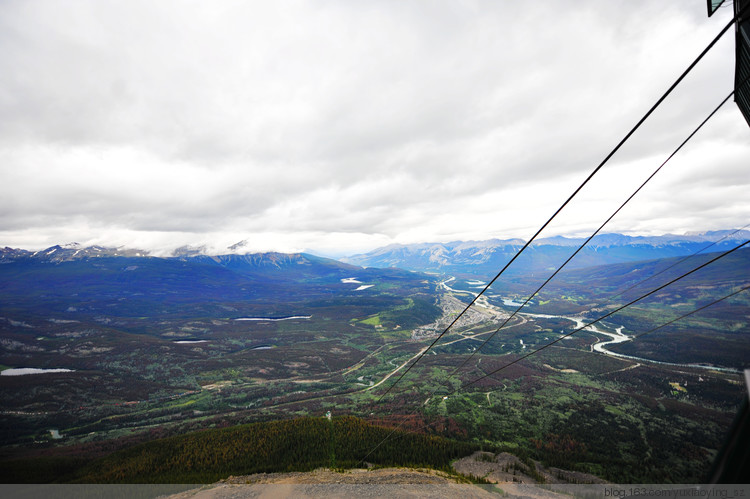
519,312,740,373
440,277,740,374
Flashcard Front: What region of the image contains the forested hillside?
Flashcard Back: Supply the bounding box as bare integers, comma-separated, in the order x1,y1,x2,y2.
0,416,479,483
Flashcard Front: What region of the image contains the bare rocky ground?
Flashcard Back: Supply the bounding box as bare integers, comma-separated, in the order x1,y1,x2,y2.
166,451,608,499
453,451,608,486
167,467,501,499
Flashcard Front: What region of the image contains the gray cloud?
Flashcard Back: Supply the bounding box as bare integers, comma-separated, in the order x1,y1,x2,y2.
0,0,746,254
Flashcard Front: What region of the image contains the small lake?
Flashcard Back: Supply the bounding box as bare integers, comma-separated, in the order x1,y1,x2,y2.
234,316,312,321
1,368,75,376
173,340,208,344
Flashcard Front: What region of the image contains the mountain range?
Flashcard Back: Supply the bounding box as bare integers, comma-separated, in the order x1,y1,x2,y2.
2,230,748,280
341,230,750,277
0,245,438,325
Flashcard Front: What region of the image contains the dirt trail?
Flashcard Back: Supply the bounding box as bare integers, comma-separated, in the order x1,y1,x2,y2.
366,345,429,391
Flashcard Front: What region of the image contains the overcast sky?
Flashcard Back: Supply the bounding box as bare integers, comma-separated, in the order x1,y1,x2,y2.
1,0,748,256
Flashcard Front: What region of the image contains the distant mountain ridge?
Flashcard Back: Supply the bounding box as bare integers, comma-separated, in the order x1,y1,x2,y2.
0,245,435,321
0,243,149,263
188,252,358,271
0,244,354,271
2,230,749,276
0,245,367,287
342,230,750,276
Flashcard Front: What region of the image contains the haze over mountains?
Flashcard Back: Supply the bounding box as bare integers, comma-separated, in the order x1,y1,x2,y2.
344,230,750,276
